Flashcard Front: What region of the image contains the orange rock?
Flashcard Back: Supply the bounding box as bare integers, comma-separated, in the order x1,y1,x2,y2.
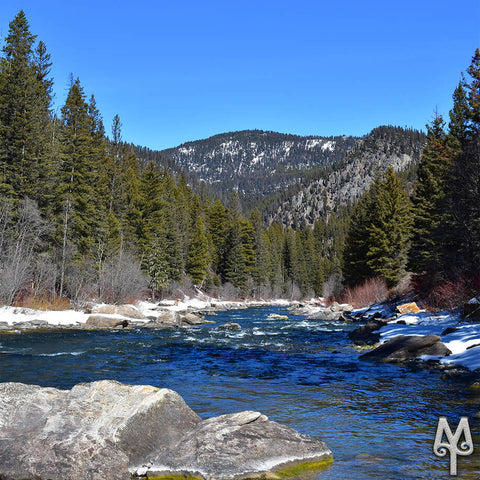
396,302,420,314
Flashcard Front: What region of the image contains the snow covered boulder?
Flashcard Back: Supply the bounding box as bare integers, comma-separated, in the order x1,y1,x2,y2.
92,304,146,319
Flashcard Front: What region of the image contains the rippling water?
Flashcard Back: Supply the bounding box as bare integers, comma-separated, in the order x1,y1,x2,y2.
0,306,479,479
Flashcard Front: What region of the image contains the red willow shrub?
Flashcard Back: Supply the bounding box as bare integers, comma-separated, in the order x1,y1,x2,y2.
340,277,389,308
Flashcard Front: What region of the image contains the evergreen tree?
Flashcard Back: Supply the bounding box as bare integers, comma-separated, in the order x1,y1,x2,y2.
342,189,376,287
409,115,453,285
224,220,248,293
250,209,269,294
343,167,412,288
0,11,52,199
56,79,103,258
366,166,413,287
186,216,209,285
207,199,229,276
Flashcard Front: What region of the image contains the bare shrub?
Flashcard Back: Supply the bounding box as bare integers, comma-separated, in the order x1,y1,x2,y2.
323,273,344,300
340,277,389,308
216,282,241,300
0,198,46,305
64,262,97,306
284,280,303,301
427,277,473,311
98,252,148,304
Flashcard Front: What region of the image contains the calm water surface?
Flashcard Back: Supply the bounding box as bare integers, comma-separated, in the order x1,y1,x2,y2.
1,306,479,479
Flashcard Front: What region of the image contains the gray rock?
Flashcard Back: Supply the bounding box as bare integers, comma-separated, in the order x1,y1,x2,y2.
147,410,333,479
0,381,333,480
86,315,128,328
0,380,201,480
218,322,241,330
348,319,388,346
92,304,146,319
361,334,451,363
155,310,180,324
180,312,207,325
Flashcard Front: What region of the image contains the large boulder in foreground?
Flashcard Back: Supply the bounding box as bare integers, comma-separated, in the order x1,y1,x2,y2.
0,380,333,480
147,411,333,479
361,334,451,363
0,380,200,480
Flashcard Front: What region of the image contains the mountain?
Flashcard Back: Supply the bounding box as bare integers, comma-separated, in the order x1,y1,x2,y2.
262,126,426,227
161,130,357,205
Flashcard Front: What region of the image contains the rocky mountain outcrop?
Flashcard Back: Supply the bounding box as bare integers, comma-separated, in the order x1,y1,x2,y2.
265,126,426,227
0,380,333,480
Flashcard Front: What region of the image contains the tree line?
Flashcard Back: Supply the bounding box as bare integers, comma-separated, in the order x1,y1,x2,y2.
0,11,337,304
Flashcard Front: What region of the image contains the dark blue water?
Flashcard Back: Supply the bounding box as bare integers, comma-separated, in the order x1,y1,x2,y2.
1,306,479,479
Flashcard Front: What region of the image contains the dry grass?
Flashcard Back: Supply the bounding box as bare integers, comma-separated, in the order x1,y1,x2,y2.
14,294,71,311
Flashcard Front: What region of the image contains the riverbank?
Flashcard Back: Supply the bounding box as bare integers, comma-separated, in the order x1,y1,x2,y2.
0,296,294,331
349,302,480,373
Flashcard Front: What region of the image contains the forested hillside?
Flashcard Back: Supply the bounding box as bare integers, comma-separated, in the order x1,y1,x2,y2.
162,130,356,207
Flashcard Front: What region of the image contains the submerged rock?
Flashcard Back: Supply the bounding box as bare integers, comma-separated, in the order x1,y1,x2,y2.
0,380,332,480
361,334,451,363
218,322,241,330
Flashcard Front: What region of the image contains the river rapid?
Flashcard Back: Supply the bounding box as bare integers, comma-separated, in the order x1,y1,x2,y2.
0,306,479,479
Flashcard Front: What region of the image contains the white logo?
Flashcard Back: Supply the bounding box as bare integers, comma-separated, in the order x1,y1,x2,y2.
433,416,474,475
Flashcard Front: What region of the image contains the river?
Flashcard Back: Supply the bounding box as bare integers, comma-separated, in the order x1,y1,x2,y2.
0,306,479,479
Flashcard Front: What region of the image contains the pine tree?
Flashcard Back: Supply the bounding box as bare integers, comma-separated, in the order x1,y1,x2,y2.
186,216,209,285
342,189,376,287
0,11,52,200
249,209,269,294
207,199,229,276
224,219,248,293
57,79,104,259
409,115,453,285
343,167,412,288
366,166,413,288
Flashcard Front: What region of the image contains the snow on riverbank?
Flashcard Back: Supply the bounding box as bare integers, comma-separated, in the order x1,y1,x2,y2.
0,296,293,328
376,308,480,371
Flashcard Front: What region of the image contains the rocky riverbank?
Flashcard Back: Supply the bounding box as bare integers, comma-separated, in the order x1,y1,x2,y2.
0,380,333,480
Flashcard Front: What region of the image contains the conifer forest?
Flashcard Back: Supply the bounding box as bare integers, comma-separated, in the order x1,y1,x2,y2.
1,10,479,306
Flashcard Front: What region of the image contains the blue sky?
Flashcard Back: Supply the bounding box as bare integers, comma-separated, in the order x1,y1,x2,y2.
1,1,479,150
